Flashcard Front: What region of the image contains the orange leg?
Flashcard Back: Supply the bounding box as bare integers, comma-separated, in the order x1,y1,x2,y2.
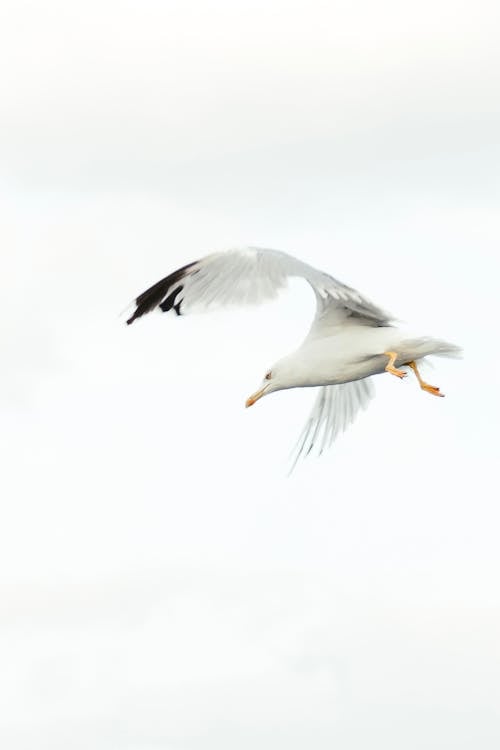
384,351,407,379
408,360,444,398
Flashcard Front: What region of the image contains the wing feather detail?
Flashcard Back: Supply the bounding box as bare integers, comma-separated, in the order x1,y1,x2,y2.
289,378,375,472
127,247,392,327
126,261,197,324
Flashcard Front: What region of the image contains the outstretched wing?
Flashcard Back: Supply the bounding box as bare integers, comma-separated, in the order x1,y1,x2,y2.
289,378,375,472
126,247,391,327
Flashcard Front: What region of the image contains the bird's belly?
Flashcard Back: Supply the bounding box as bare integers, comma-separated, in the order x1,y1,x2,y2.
307,328,401,385
327,355,387,385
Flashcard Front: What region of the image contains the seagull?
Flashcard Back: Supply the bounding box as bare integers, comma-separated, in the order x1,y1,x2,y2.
127,247,460,465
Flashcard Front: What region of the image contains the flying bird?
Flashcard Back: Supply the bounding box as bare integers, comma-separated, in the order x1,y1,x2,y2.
127,247,460,465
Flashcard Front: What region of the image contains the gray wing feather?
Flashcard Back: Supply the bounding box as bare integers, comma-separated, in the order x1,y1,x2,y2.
289,378,375,472
127,247,392,327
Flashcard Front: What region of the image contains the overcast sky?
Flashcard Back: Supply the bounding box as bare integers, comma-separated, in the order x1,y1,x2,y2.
2,1,500,748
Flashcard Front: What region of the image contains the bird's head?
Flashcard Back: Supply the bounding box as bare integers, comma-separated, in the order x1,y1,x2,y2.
245,361,294,408
245,349,326,407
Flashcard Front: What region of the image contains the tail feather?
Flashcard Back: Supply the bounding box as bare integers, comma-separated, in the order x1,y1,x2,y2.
401,337,462,361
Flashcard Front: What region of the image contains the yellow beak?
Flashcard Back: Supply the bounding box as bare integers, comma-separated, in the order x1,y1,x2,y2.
245,385,268,408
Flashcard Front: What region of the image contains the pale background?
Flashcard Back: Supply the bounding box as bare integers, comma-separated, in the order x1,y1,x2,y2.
1,1,499,748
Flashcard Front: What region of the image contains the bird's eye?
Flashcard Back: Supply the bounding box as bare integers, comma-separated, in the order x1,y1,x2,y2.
265,371,272,380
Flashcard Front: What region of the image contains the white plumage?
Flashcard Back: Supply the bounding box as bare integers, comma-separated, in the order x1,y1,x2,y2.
127,247,460,465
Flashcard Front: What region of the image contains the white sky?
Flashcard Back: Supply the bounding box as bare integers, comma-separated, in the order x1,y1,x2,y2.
2,1,500,748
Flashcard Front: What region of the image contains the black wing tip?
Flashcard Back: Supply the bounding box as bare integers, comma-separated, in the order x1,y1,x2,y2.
125,260,198,326
126,311,139,325
125,297,160,325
